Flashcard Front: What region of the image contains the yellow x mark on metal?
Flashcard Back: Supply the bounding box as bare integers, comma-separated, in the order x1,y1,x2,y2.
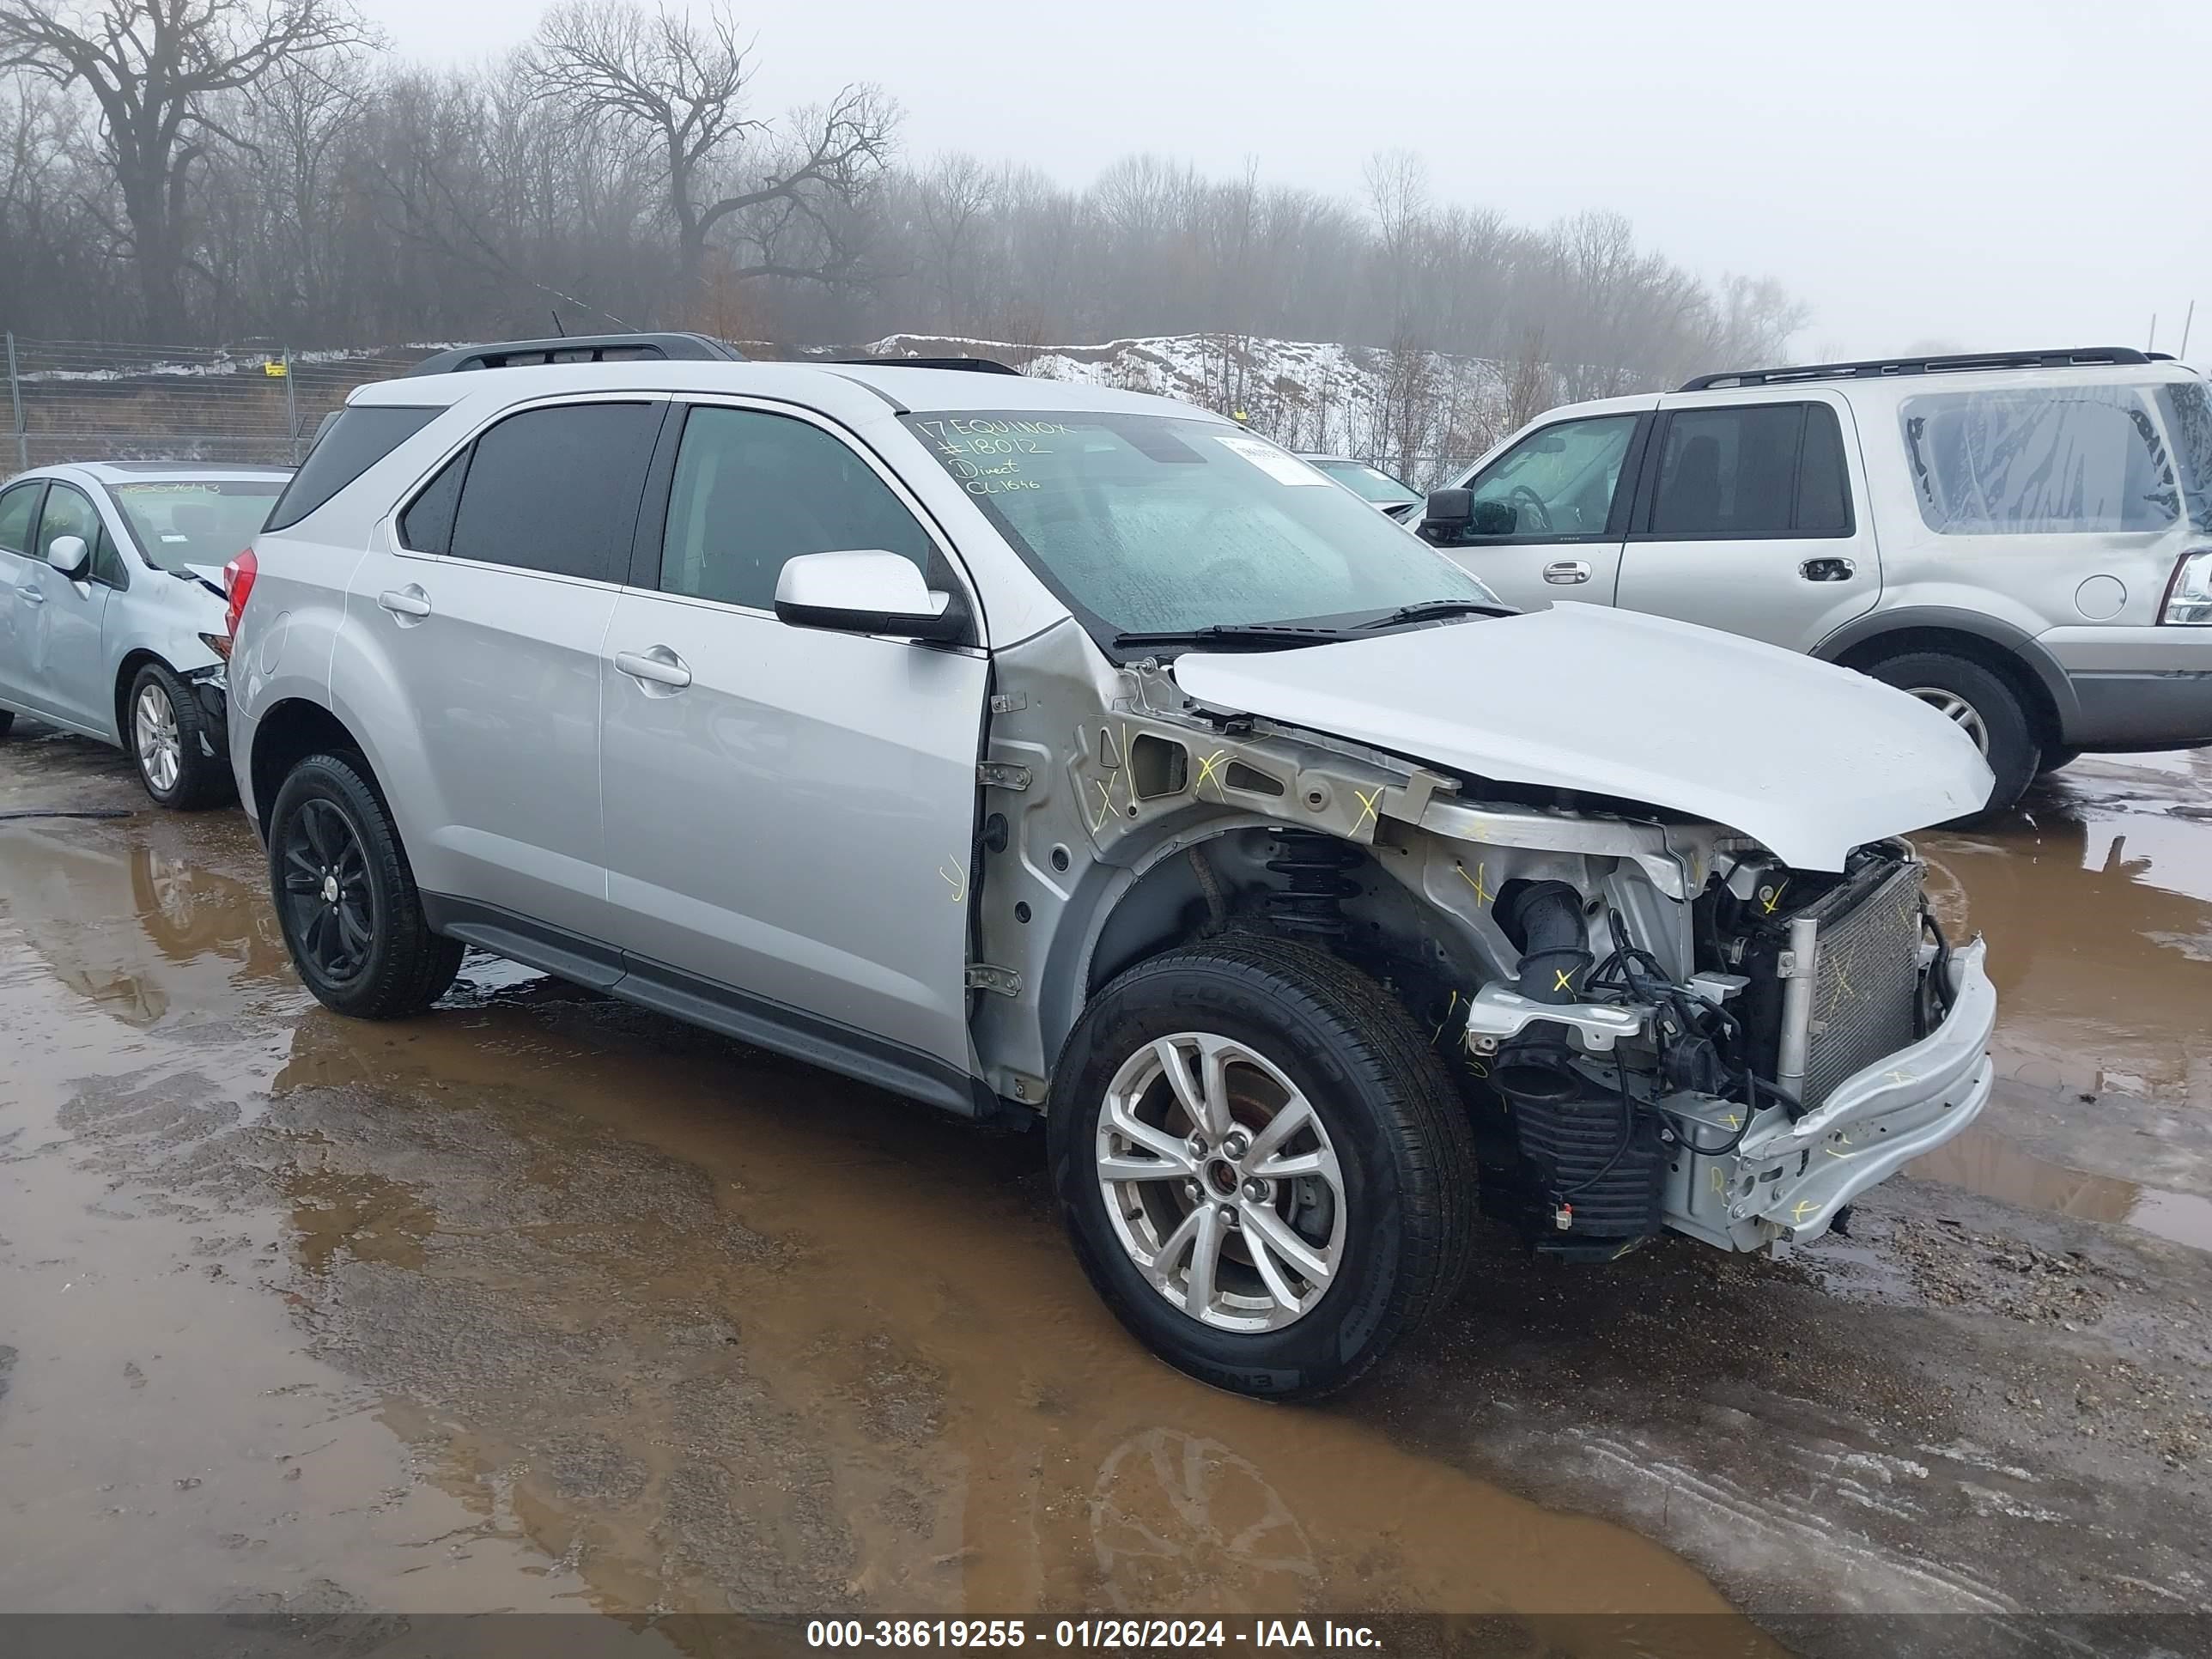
1352,787,1382,833
1553,968,1573,994
1194,750,1228,799
1457,861,1492,905
1791,1200,1820,1223
1085,777,1117,834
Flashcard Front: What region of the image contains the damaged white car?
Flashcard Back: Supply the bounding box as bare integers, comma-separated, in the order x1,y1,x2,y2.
229,354,1998,1399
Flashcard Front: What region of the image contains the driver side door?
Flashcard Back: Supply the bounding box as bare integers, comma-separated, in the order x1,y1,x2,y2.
1426,407,1653,610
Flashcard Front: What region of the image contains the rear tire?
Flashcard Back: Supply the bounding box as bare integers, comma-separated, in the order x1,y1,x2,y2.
1866,651,2038,814
126,660,231,810
1048,933,1476,1400
0,709,14,740
267,751,464,1018
2037,748,2082,776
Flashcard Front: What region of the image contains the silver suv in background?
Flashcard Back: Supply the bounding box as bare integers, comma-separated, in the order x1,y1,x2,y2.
1419,347,2212,811
228,350,1995,1396
0,463,288,805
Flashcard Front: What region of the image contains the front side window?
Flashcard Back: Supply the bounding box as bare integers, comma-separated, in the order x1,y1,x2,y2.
1900,386,2179,535
1644,403,1853,539
35,483,102,569
1464,415,1638,539
902,410,1493,637
660,406,936,610
447,402,662,581
0,481,42,558
110,480,283,572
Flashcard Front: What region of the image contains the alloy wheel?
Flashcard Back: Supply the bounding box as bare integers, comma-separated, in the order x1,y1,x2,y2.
277,798,375,982
133,682,182,794
1906,686,1990,755
1096,1031,1346,1333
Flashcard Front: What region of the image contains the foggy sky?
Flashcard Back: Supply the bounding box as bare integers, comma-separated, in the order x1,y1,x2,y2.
360,0,2211,368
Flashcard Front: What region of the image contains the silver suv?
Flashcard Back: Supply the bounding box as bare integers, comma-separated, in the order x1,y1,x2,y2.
1420,348,2212,811
228,351,1996,1395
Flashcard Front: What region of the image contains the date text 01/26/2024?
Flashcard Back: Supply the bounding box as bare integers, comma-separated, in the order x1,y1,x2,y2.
805,1620,1383,1650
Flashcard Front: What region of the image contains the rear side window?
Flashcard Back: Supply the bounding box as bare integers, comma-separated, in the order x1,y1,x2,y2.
1900,387,2179,535
398,451,468,554
2155,380,2212,532
265,405,443,532
1644,403,1853,538
448,402,661,581
0,481,42,556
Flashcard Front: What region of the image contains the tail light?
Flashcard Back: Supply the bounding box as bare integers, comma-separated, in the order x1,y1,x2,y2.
222,548,258,652
2160,550,2212,625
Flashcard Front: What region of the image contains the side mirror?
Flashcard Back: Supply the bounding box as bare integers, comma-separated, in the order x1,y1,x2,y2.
774,549,965,642
1418,489,1471,544
46,534,90,578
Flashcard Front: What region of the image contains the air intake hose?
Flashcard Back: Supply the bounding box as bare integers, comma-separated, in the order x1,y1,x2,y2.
1489,879,1595,1105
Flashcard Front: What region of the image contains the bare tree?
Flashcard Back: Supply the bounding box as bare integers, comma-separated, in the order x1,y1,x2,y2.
528,0,896,297
0,0,366,337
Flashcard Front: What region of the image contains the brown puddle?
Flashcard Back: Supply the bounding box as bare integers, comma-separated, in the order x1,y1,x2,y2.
0,812,1775,1646
1909,1126,2212,1252
1920,748,2212,1110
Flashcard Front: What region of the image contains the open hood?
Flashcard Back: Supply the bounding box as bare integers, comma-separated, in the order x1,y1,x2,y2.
1170,603,1994,872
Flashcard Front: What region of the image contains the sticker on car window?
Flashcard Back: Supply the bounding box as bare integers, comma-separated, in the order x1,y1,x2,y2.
1214,434,1329,485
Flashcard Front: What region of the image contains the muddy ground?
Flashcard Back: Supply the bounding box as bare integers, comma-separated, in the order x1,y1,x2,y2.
3,726,2209,1656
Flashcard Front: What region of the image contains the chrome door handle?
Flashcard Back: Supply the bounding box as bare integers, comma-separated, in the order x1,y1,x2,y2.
378,585,433,618
615,647,692,690
1800,557,1856,582
1542,560,1591,585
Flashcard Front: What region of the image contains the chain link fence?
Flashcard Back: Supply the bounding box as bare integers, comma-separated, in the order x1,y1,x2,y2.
3,332,1484,489
2,336,436,478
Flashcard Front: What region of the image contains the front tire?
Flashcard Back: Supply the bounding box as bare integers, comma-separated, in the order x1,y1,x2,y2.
1866,651,2039,814
267,751,464,1019
127,660,230,810
1049,934,1476,1399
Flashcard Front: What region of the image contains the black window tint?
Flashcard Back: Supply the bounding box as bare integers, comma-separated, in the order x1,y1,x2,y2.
398,449,469,554
35,483,101,566
1796,404,1853,535
1650,405,1802,537
660,406,934,609
450,402,660,581
265,404,443,532
0,482,42,556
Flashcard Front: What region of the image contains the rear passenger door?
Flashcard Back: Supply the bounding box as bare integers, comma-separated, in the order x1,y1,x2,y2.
597,399,990,1101
356,395,665,944
1613,394,1880,652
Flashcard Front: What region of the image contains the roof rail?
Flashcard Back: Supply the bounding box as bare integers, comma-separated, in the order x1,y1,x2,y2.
1678,346,2155,393
404,331,744,375
838,355,1022,375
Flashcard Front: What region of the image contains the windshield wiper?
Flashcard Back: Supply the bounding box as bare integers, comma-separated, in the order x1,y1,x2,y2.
1112,622,1357,651
1357,598,1512,629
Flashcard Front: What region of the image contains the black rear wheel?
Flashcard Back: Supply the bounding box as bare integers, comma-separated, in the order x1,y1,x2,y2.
268,752,463,1018
1866,651,2039,815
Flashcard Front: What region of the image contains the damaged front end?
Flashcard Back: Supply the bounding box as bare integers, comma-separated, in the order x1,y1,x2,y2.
1441,824,1996,1257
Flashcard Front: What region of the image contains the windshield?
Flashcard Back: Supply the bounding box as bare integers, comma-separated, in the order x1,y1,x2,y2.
111,480,284,573
1308,458,1420,506
902,410,1493,637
